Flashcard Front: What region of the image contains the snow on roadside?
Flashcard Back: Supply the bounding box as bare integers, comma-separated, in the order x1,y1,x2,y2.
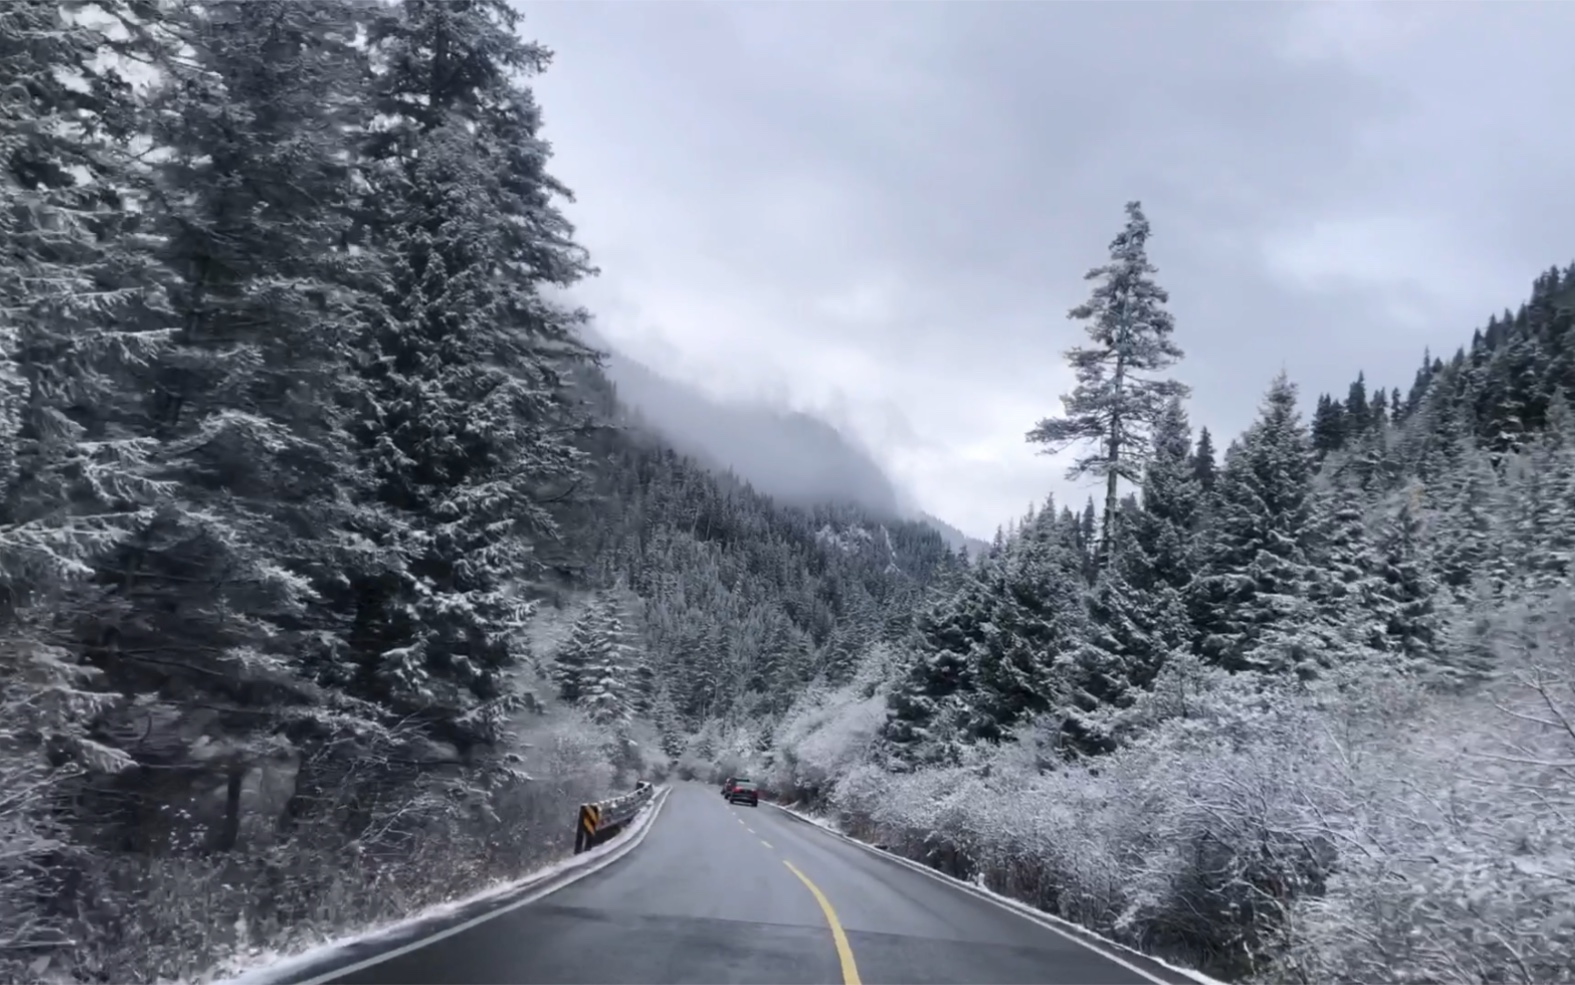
768,799,1229,985
211,792,666,985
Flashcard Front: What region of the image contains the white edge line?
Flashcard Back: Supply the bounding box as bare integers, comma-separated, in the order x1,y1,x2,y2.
290,786,673,985
764,801,1180,985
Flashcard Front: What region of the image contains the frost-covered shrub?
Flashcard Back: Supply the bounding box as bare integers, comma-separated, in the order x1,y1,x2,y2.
0,623,129,983
767,667,889,806
0,709,72,984
23,704,629,984
768,643,1417,978
773,602,1575,984
1282,592,1575,985
523,710,618,805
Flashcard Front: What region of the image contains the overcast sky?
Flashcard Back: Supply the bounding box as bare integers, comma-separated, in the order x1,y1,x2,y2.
516,0,1575,540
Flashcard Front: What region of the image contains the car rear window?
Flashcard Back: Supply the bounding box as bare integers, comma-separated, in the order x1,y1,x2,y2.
734,780,755,790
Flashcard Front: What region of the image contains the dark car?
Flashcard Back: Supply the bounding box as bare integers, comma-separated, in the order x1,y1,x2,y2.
727,779,759,807
720,776,737,797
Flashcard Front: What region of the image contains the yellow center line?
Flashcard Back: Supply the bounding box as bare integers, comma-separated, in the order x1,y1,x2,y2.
783,860,862,985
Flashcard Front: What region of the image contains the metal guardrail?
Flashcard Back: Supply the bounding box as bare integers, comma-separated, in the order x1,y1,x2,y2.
573,779,655,854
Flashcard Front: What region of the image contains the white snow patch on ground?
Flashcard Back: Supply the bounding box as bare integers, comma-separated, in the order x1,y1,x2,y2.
212,795,664,985
769,800,1228,985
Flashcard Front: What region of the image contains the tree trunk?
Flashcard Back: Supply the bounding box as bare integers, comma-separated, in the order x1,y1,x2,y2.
1101,349,1127,567
216,760,246,853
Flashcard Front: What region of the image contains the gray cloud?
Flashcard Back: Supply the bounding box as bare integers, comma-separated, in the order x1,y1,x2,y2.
603,350,908,518
520,0,1575,538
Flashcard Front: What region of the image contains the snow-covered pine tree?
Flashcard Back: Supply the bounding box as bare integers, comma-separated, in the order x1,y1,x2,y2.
1061,532,1167,755
1060,398,1200,752
552,600,602,706
1499,410,1575,593
1310,393,1347,456
1133,395,1201,597
766,619,815,710
1077,497,1099,582
1191,425,1218,495
0,0,171,607
580,651,630,728
1345,372,1369,435
1304,472,1390,666
629,649,657,717
969,508,1088,743
1537,392,1575,581
1026,201,1188,563
131,0,379,695
650,684,684,758
1189,373,1321,674
347,0,599,745
1372,483,1439,668
1428,439,1509,599
880,585,981,767
580,593,637,726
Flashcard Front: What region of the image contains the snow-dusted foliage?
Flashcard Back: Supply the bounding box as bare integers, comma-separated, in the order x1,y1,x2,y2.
1026,200,1188,555
6,2,1575,982
0,1,651,980
0,3,960,976
739,260,1575,983
1281,594,1575,984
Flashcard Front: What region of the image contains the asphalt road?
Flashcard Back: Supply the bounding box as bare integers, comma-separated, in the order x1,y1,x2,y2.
330,782,1194,985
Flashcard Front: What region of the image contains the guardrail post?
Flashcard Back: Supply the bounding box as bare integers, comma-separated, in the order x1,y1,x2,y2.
573,783,655,854
574,804,598,854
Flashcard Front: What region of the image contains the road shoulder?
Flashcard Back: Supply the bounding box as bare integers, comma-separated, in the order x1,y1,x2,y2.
221,786,674,985
765,801,1220,985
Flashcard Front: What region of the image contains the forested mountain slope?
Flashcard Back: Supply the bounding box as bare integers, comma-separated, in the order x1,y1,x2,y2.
730,207,1575,984
0,4,961,979
558,367,963,729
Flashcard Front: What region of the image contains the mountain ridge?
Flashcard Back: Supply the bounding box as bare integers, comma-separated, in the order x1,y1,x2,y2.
592,343,981,549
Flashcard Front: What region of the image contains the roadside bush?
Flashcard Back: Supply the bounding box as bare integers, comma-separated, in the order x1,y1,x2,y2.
5,701,626,984
765,594,1575,984
1280,593,1575,985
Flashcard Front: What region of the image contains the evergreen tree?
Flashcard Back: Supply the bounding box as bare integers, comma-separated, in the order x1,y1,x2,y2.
882,577,986,766
552,604,599,705
346,0,598,745
0,0,170,607
1077,498,1099,582
1373,485,1439,665
1309,479,1386,654
1310,393,1347,455
581,644,631,727
630,650,657,717
968,512,1088,742
1026,201,1187,562
133,0,379,694
1345,371,1369,431
1428,441,1508,598
1191,426,1217,494
1061,527,1181,754
650,684,684,758
1189,373,1320,673
1369,387,1389,431
1060,396,1202,751
1134,395,1201,594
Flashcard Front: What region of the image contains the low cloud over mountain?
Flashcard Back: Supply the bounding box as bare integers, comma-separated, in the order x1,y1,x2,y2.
603,350,911,519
